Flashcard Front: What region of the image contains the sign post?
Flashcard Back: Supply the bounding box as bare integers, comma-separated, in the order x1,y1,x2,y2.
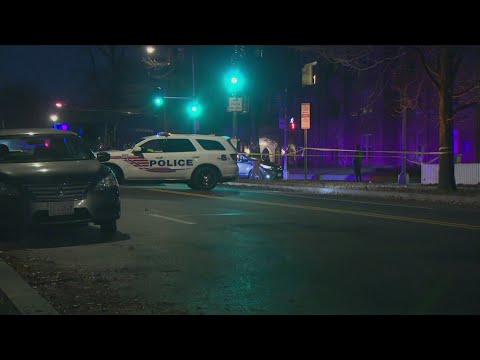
301,103,311,180
228,97,243,147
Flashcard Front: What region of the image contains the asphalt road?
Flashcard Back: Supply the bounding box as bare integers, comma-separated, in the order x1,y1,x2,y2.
2,183,480,314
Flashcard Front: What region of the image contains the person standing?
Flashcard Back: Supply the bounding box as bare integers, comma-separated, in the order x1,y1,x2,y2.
353,144,363,182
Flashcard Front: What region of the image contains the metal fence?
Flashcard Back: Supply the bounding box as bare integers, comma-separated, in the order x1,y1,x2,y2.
421,163,480,185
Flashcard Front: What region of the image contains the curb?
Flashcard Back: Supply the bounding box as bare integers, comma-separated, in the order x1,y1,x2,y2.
223,182,480,206
0,260,58,315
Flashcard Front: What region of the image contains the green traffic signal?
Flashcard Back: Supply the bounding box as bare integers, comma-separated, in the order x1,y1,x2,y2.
187,101,202,117
224,69,245,93
153,96,164,107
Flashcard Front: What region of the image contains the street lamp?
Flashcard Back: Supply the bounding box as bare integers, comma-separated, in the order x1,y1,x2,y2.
50,114,58,128
55,102,63,108
146,46,155,55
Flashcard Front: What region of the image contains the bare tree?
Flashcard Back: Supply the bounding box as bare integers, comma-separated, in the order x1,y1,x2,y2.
413,45,480,191
390,56,425,183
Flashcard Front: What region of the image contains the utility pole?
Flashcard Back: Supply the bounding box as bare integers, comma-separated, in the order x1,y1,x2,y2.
398,86,409,185
283,88,288,180
232,92,238,140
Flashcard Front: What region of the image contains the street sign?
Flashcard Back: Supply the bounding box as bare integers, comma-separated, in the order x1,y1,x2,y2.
301,103,310,129
228,97,243,112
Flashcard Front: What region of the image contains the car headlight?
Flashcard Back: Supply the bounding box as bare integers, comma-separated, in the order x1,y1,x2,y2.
260,164,272,170
95,173,118,191
0,182,19,196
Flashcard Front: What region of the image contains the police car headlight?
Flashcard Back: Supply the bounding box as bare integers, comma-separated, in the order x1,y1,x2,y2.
0,182,19,196
95,173,118,191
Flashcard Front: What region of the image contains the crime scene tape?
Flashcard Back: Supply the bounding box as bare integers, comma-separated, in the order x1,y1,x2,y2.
238,146,452,157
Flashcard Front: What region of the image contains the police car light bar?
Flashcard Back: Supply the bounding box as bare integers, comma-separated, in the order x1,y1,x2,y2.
156,132,171,137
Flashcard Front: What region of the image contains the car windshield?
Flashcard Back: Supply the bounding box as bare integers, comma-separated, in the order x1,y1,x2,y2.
0,133,96,163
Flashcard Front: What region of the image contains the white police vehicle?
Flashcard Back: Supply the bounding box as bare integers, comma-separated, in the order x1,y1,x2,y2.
100,133,239,190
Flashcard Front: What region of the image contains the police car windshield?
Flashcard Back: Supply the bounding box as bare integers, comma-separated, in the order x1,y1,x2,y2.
0,134,96,163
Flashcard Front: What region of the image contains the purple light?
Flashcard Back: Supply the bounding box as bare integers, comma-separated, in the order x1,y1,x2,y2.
61,124,68,131
453,129,459,154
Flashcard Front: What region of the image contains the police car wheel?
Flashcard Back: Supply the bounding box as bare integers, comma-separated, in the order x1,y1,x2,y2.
193,167,218,190
100,220,117,234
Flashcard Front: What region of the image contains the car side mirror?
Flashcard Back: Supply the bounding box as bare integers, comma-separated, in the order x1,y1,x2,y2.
132,146,143,156
97,152,110,162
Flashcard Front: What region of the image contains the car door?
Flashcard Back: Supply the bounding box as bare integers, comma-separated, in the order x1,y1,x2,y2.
237,154,252,177
141,138,198,180
122,138,166,180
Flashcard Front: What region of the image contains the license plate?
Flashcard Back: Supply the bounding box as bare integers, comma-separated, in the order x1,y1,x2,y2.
48,202,74,217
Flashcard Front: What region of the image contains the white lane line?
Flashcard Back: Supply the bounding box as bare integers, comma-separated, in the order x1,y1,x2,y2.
261,191,434,210
182,213,257,217
148,213,196,225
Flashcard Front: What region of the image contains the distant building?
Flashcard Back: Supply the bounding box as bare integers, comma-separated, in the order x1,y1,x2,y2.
283,47,479,168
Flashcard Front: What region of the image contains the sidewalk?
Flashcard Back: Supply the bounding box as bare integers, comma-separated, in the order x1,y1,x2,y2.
224,179,480,207
0,287,20,315
286,166,419,182
0,258,58,315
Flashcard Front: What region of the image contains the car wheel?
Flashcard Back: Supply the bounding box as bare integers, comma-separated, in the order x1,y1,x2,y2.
107,165,124,185
193,166,218,190
100,220,117,234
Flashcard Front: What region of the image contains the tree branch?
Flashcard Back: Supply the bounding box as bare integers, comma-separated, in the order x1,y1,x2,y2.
453,78,480,97
452,47,464,76
454,100,480,114
411,46,441,90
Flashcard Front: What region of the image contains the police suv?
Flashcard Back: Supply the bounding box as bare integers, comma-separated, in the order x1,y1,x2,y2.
101,133,239,190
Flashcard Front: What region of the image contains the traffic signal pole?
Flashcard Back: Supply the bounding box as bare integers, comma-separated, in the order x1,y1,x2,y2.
192,54,199,134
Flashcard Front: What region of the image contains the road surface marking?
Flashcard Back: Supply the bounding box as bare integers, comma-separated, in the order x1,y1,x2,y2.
183,212,256,217
261,191,434,210
149,213,196,225
146,189,480,231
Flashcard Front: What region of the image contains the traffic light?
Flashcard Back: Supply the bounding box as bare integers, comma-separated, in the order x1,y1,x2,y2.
224,69,245,93
153,96,164,107
187,101,202,118
289,117,296,130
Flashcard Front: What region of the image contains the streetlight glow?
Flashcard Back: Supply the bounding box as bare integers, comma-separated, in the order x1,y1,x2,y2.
191,106,198,112
50,115,58,122
231,77,238,84
55,102,63,108
146,46,155,54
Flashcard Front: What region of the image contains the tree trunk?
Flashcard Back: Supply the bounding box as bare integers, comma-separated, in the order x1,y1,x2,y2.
438,48,457,191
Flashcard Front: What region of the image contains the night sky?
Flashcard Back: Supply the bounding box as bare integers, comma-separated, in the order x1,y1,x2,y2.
0,45,89,102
